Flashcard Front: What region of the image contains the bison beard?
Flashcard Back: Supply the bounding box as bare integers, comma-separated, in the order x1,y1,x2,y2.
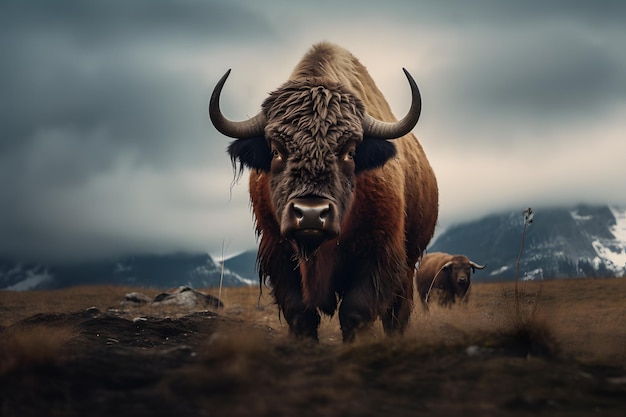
210,42,438,342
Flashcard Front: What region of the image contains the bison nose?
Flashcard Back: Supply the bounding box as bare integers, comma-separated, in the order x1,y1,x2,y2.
292,199,331,230
282,197,339,251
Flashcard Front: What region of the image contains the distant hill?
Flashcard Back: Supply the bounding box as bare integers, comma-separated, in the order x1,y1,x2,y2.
0,253,254,291
429,204,626,281
227,205,626,283
222,250,259,284
4,204,624,290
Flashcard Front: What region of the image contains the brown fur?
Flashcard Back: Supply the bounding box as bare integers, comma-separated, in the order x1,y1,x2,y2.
416,252,485,307
240,43,438,341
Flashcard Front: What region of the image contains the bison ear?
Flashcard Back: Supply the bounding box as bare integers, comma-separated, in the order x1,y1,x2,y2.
354,138,397,173
227,137,271,173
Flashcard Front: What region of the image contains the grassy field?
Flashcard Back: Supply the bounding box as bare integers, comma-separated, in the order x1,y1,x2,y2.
1,278,625,416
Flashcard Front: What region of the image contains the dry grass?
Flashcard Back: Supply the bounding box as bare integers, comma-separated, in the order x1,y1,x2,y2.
411,279,626,366
0,285,150,327
0,324,78,375
218,278,626,366
1,278,625,366
1,278,625,416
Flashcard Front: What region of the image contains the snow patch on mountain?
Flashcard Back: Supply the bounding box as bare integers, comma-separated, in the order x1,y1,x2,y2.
114,262,132,274
572,206,626,275
191,264,255,287
4,267,53,291
490,265,510,276
523,268,543,281
570,211,593,221
430,204,626,281
593,206,626,274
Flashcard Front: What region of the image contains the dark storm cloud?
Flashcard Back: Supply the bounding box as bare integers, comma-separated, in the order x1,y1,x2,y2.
0,0,276,261
405,0,626,26
433,25,626,138
477,0,626,25
251,0,626,144
0,0,270,44
0,0,274,162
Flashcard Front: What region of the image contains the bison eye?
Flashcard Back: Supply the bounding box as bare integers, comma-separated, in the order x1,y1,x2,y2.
270,143,287,173
271,148,283,161
341,147,356,162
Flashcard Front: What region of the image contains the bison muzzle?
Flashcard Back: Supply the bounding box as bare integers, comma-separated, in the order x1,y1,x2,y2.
283,197,339,253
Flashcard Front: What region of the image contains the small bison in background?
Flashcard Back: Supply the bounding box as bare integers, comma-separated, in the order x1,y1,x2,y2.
416,252,486,308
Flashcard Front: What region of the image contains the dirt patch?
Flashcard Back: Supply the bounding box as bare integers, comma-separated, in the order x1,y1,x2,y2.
1,281,625,416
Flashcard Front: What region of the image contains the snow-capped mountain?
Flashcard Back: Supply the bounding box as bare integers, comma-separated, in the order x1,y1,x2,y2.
428,205,626,281
4,204,625,290
0,253,254,291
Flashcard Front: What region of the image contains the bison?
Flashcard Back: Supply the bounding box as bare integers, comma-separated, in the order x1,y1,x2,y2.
415,252,486,308
209,42,438,342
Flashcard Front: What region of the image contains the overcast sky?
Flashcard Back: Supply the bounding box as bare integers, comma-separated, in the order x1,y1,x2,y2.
1,0,625,263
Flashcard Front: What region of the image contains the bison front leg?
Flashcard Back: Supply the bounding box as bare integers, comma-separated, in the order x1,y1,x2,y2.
272,272,321,341
382,266,414,337
338,278,378,343
283,306,321,340
381,286,413,337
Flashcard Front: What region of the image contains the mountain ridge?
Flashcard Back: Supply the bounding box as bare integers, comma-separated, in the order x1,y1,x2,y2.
428,204,626,281
3,203,625,290
0,252,254,291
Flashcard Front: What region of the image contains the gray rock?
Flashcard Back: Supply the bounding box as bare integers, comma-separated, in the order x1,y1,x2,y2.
153,286,224,309
124,292,152,304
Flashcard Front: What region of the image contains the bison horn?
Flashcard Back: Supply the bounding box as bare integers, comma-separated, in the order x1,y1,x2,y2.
441,261,453,270
209,69,266,139
362,68,422,139
469,261,486,270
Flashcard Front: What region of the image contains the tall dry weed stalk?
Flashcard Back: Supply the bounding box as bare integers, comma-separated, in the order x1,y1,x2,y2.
514,207,534,313
219,239,226,308
508,207,554,356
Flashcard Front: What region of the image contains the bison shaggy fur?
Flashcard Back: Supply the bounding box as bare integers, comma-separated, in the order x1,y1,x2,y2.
210,42,438,342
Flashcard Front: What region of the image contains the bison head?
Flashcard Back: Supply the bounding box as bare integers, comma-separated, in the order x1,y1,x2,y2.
441,256,487,295
209,69,421,257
